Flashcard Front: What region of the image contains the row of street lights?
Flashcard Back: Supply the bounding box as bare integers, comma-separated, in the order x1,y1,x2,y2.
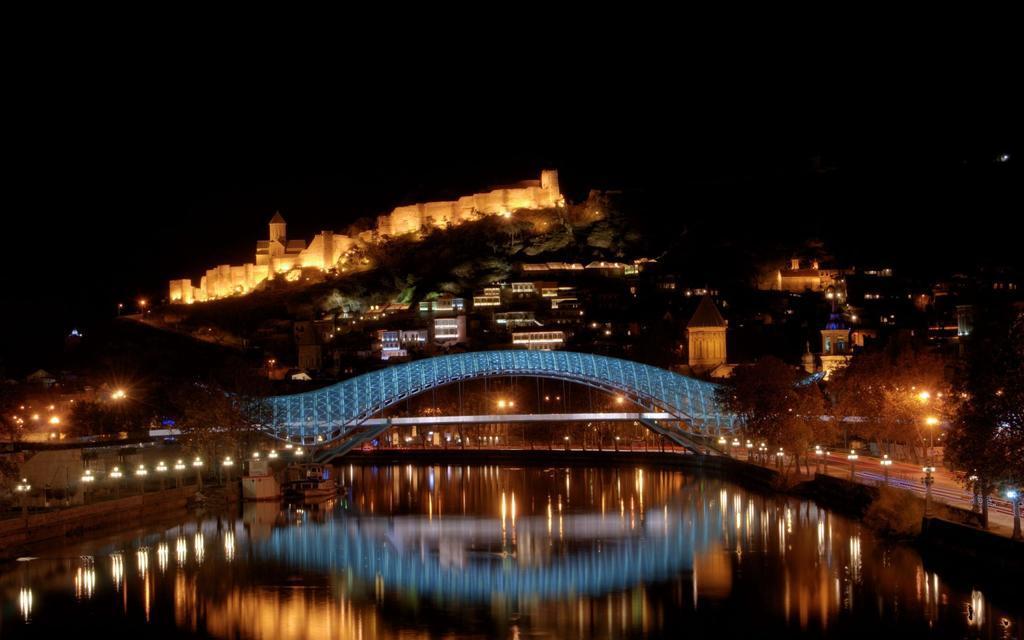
725,437,1021,538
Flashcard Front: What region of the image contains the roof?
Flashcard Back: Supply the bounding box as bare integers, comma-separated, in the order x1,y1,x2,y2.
824,311,848,331
270,211,286,224
687,296,726,328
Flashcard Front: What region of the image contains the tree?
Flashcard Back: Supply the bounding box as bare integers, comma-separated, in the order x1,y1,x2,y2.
169,382,263,479
827,337,948,460
0,384,24,483
945,304,1024,529
716,356,828,477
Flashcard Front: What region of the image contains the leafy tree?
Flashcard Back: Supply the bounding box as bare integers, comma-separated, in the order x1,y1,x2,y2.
716,356,828,476
0,384,23,482
945,304,1024,529
69,400,153,437
827,338,948,459
169,382,263,481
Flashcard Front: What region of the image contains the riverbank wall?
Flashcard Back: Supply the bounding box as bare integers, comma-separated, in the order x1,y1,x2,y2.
0,485,199,558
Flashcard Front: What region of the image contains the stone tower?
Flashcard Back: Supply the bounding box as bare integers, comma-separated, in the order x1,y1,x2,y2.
540,169,560,195
820,307,851,378
269,211,287,244
802,342,817,374
686,296,727,372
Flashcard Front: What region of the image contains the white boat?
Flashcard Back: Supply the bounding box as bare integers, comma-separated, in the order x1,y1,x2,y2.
282,463,336,502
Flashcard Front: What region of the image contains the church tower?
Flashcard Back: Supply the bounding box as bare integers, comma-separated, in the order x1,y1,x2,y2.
686,296,727,372
269,211,287,245
819,306,851,378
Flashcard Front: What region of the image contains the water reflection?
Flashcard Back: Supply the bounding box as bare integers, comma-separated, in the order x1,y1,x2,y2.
0,465,1020,639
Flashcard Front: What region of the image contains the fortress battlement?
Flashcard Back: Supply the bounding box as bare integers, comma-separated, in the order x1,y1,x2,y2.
169,170,563,304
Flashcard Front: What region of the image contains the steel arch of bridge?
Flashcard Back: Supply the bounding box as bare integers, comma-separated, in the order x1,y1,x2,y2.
265,350,736,444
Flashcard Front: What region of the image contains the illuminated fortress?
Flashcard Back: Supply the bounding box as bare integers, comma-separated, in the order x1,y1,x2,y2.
169,170,563,304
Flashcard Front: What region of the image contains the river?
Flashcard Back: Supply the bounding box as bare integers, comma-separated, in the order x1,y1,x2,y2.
1,464,1020,638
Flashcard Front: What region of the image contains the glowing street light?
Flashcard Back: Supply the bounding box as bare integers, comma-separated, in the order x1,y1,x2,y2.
922,466,936,517
847,450,859,481
192,457,204,490
1006,489,1022,540
880,455,893,485
252,451,260,459
268,449,278,459
917,390,931,402
48,416,61,426
924,416,940,463
174,459,186,488
294,447,304,457
154,460,168,489
15,478,31,519
111,389,127,400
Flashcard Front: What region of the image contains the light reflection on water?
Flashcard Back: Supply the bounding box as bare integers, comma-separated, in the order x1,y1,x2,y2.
1,464,1020,639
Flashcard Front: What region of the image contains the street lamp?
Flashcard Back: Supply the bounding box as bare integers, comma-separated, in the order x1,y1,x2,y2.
745,440,753,460
814,445,824,473
110,466,123,497
156,461,168,490
174,459,186,487
880,455,893,485
847,450,859,481
924,416,939,463
268,449,278,459
295,447,304,457
968,474,980,513
775,448,785,470
135,464,148,493
1006,489,1021,540
192,457,204,490
563,435,570,451
80,468,95,504
15,478,31,520
222,457,234,485
922,466,936,517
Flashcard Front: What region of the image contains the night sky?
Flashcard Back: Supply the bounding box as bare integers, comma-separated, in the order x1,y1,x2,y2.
3,59,1020,374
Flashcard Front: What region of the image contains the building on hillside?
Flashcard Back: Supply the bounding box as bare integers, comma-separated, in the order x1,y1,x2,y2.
418,294,465,314
770,258,849,295
512,330,566,350
472,287,503,308
432,316,467,345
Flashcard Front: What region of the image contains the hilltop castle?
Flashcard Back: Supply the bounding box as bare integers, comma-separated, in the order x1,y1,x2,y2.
169,170,563,304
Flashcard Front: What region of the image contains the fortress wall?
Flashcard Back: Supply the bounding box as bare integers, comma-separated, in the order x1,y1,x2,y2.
169,171,562,303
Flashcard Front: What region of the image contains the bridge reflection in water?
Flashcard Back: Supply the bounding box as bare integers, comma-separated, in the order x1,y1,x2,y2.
256,505,722,602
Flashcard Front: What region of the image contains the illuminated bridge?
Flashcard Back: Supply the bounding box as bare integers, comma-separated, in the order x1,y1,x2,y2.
264,351,737,453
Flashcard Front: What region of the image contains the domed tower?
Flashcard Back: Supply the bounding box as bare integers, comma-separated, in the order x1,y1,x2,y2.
801,342,817,374
686,296,727,373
